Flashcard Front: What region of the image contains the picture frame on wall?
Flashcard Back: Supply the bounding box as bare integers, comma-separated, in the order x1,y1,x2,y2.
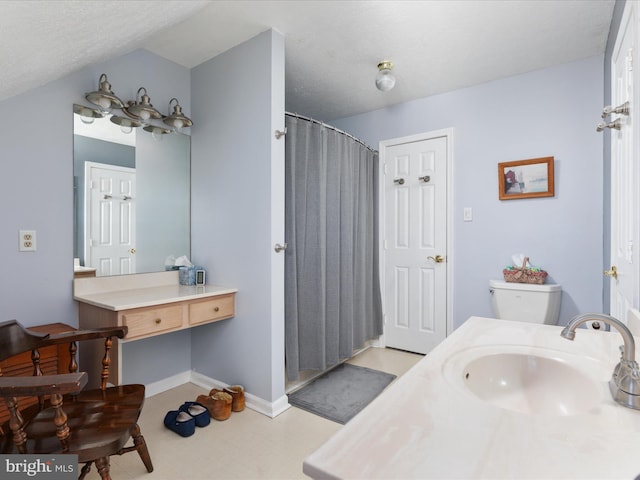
498,156,555,200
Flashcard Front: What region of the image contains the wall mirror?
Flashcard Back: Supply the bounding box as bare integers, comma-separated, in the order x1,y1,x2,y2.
73,104,191,277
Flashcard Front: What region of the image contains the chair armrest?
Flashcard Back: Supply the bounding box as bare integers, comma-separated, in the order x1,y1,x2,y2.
41,326,128,346
0,373,87,398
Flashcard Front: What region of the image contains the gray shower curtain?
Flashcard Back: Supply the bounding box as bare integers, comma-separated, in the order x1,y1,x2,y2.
285,115,383,382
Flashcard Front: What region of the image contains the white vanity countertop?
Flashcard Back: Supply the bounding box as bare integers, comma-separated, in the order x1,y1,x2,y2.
303,316,640,479
73,271,237,310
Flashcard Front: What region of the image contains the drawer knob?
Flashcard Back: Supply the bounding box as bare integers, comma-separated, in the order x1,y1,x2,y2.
155,318,162,324
214,307,220,312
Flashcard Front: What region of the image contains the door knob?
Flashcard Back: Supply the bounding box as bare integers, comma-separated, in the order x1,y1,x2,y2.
428,255,444,263
129,248,136,254
393,178,405,185
604,265,618,280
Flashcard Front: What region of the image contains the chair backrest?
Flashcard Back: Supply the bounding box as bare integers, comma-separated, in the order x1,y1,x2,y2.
0,320,50,362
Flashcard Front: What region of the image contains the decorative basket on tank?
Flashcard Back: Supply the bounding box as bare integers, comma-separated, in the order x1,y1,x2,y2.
503,257,548,284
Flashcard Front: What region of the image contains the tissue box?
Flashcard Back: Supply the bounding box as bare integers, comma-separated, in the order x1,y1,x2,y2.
179,266,203,286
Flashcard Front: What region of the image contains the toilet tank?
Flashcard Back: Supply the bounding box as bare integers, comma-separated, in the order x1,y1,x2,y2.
489,280,562,325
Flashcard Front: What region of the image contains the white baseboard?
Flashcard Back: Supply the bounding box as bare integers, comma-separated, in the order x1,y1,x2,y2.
145,371,192,397
146,370,291,418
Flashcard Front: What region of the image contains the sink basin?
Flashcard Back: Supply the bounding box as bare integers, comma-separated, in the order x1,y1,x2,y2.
443,346,607,415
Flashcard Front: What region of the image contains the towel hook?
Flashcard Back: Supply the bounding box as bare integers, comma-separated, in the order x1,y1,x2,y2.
274,243,288,253
601,101,630,119
596,119,623,132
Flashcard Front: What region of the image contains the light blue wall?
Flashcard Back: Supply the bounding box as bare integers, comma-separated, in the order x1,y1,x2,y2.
190,30,286,403
332,56,604,328
0,49,190,329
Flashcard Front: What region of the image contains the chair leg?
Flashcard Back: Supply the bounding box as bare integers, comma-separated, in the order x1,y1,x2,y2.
131,423,154,473
79,462,92,480
95,457,111,480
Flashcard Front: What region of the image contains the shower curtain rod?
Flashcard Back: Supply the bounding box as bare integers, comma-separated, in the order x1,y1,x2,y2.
285,112,377,153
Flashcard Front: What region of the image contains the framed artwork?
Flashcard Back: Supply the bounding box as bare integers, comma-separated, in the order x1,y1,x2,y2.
498,156,554,200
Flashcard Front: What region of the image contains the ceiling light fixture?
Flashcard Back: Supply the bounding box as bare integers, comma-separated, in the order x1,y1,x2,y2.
375,61,396,92
163,98,193,132
85,73,125,111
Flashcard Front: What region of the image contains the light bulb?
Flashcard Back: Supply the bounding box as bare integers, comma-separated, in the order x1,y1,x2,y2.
375,70,396,92
120,125,133,134
81,117,95,125
173,118,185,131
98,97,111,109
151,130,164,141
139,110,151,121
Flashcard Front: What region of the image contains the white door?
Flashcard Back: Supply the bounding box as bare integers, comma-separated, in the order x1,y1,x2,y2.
85,162,136,276
382,133,449,354
608,2,640,331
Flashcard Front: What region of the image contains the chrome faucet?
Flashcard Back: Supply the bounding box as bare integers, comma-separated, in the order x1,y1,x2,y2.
561,313,640,410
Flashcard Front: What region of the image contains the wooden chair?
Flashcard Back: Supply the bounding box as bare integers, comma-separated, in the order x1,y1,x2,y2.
0,320,153,479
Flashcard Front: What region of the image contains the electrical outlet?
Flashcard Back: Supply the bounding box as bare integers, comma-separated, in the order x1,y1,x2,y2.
19,230,36,252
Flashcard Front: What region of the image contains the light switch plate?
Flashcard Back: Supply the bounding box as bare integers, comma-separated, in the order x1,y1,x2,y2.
463,208,473,222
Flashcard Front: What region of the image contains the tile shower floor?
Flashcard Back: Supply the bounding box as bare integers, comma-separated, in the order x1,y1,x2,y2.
108,347,422,480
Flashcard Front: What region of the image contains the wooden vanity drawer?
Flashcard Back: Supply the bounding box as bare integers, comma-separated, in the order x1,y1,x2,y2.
121,305,183,339
189,294,235,326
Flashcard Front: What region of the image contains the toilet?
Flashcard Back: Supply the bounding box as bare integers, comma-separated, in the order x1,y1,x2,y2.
489,280,562,325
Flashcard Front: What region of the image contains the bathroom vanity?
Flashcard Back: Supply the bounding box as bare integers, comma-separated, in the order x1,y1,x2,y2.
74,271,237,387
304,316,640,479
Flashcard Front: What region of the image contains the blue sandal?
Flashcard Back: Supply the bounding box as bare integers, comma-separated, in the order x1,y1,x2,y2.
163,410,196,437
179,401,211,427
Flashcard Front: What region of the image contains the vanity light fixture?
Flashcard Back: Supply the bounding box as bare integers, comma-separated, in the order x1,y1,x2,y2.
143,124,171,140
375,61,396,92
110,115,142,134
85,73,124,111
73,104,105,124
124,87,162,121
163,98,193,131
79,75,193,135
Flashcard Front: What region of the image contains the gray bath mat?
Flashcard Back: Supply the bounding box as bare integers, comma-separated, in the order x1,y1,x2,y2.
287,363,396,424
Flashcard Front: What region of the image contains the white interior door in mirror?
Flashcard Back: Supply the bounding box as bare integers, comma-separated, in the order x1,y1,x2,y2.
609,1,639,324
85,162,136,276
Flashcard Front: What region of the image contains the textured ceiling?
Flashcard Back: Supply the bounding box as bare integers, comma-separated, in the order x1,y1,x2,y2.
1,0,616,122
